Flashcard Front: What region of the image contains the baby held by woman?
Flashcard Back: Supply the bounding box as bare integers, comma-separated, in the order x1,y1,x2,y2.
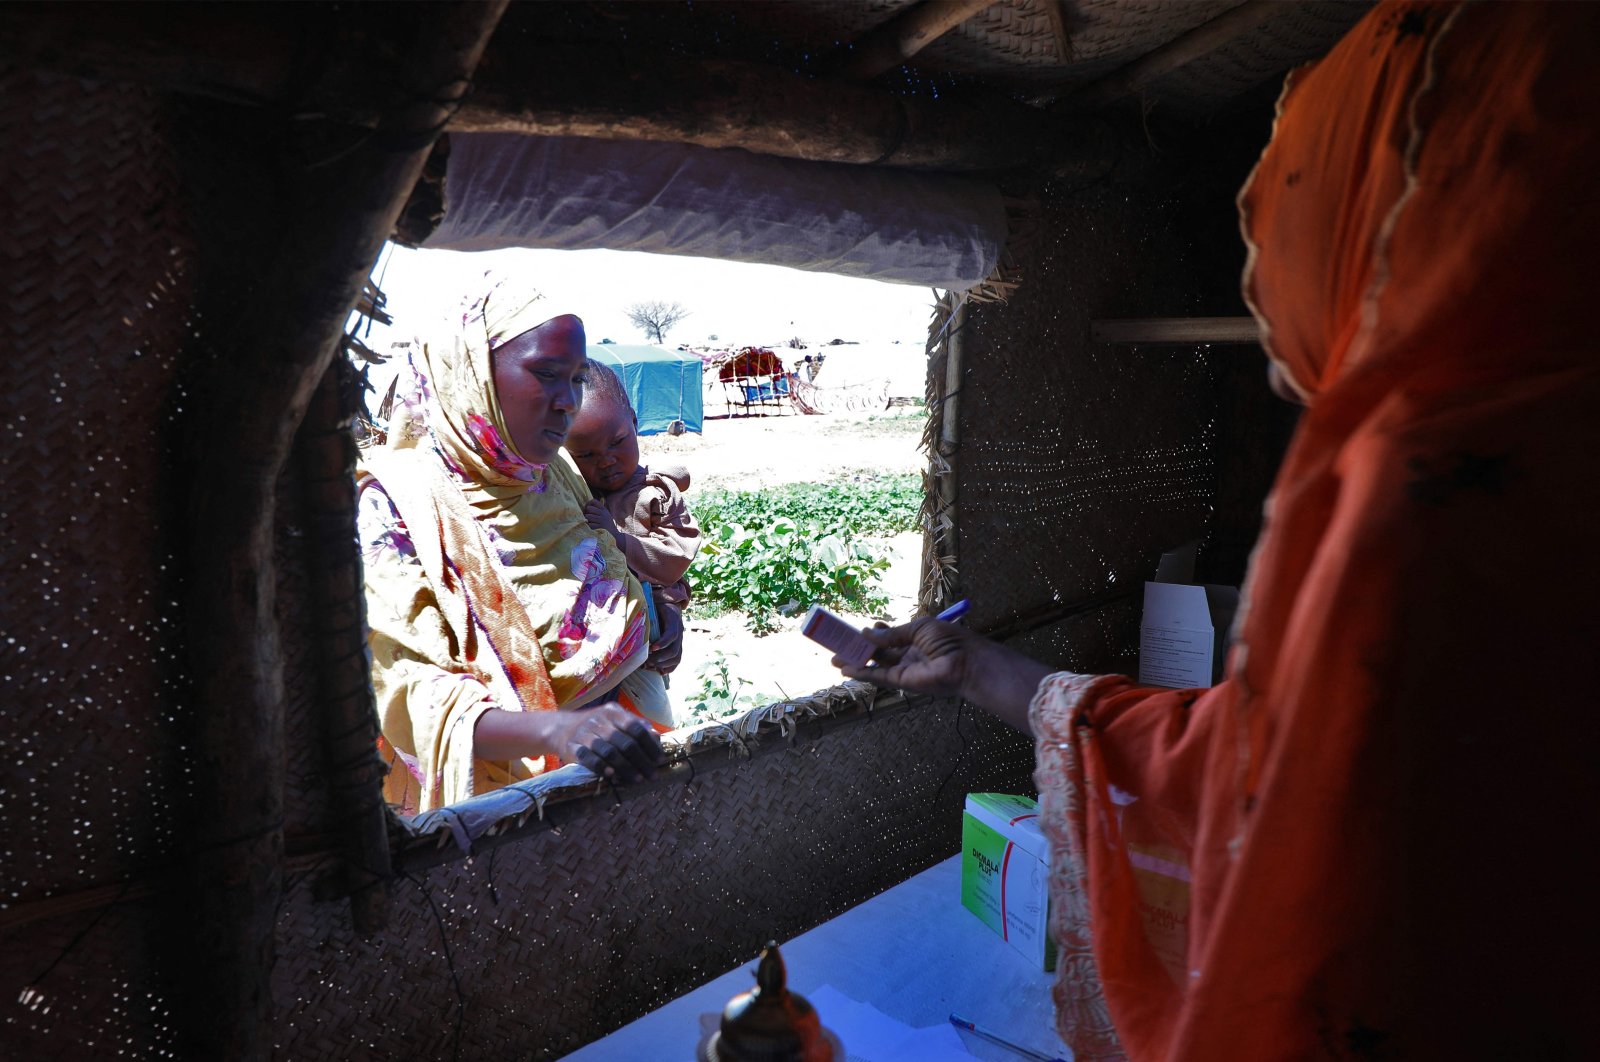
565,362,702,690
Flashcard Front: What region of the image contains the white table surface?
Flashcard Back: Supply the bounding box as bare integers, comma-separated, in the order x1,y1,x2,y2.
558,855,1071,1062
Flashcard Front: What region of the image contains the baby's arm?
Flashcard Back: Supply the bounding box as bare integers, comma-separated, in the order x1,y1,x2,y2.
619,482,702,587
582,498,628,553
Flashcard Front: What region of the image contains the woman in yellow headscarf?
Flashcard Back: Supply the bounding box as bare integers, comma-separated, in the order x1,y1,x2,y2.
359,278,677,814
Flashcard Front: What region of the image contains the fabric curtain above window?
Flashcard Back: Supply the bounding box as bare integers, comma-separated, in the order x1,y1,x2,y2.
424,133,1009,291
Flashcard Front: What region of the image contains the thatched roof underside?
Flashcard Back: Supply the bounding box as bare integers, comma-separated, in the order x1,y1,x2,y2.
511,0,1371,112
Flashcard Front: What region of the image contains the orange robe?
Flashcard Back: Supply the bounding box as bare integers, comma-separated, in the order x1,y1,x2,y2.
1034,3,1600,1058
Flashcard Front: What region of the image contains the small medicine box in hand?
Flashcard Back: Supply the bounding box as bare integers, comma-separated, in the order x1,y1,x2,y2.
800,605,875,667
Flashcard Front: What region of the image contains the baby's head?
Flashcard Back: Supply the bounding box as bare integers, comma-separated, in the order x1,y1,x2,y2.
567,361,640,494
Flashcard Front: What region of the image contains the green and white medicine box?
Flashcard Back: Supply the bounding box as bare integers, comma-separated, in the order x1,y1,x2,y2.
960,792,1055,971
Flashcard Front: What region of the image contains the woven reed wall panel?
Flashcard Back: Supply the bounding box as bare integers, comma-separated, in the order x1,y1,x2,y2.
0,69,196,905
1012,597,1145,681
275,461,334,839
1,899,184,1055
956,125,1297,665
0,69,194,1057
273,698,1033,1059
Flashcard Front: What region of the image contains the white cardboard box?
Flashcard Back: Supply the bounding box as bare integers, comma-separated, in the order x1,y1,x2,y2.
1138,545,1238,689
1139,582,1219,688
960,793,1055,971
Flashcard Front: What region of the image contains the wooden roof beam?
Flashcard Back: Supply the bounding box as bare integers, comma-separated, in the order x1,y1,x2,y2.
839,0,1002,80
1040,0,1073,64
455,45,1073,172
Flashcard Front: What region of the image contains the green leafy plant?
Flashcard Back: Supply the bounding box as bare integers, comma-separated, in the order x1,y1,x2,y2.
682,651,778,726
688,516,890,634
694,473,921,537
685,474,917,633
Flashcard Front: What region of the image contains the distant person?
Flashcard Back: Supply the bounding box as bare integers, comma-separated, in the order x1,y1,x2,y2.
566,362,701,708
358,281,678,815
837,2,1600,1058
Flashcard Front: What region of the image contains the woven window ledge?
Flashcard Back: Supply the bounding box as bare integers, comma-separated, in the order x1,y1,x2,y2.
394,681,898,874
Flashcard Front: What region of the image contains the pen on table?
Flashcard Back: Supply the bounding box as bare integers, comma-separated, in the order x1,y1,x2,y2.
948,1014,1066,1062
935,598,970,622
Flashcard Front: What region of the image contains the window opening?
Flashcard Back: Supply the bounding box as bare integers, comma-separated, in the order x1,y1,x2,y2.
351,244,937,817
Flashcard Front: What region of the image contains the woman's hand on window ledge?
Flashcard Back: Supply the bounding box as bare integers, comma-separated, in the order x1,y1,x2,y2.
556,703,666,784
473,703,665,784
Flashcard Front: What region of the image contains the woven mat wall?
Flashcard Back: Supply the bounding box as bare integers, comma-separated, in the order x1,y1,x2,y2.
276,457,337,840
2,49,1293,1062
0,66,342,1056
0,59,1034,1059
272,698,1033,1060
0,67,197,1053
955,117,1299,667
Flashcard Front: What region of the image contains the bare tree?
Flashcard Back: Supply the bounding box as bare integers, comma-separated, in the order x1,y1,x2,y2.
625,300,691,344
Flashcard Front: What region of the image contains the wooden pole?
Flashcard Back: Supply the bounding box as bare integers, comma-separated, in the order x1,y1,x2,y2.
455,49,1057,172
840,0,1001,80
176,3,505,1056
1040,0,1072,64
918,294,967,613
939,300,967,605
1059,0,1283,110
1091,316,1261,345
295,359,394,936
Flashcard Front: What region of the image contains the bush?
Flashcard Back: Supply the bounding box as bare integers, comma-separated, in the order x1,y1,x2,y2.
687,475,919,633
688,516,889,634
694,474,921,537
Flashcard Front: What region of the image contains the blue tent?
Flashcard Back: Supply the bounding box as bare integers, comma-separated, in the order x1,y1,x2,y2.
586,344,704,435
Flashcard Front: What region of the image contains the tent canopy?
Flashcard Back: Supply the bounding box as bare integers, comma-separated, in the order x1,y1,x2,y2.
586,343,704,435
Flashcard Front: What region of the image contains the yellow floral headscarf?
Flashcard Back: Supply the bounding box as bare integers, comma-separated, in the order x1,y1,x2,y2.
360,274,648,812
385,274,558,499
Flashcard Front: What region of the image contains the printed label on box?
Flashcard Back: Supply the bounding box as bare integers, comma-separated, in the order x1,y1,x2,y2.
1139,582,1215,688
960,794,1056,971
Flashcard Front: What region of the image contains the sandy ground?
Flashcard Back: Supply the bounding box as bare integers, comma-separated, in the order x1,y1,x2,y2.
638,408,927,714
640,406,927,493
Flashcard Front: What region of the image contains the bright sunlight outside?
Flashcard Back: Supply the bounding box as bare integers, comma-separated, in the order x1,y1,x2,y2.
361,246,937,730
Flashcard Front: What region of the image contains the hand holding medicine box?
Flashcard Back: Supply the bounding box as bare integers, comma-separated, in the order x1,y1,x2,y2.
960,793,1055,971
801,605,875,667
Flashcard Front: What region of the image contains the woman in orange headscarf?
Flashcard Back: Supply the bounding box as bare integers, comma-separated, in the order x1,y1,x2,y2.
843,2,1600,1057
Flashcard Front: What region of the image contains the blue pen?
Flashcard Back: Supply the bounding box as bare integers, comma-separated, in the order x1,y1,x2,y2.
948,1014,1066,1062
935,598,970,622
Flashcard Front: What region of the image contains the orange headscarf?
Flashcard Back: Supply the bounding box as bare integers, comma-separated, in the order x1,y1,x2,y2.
1036,3,1600,1058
